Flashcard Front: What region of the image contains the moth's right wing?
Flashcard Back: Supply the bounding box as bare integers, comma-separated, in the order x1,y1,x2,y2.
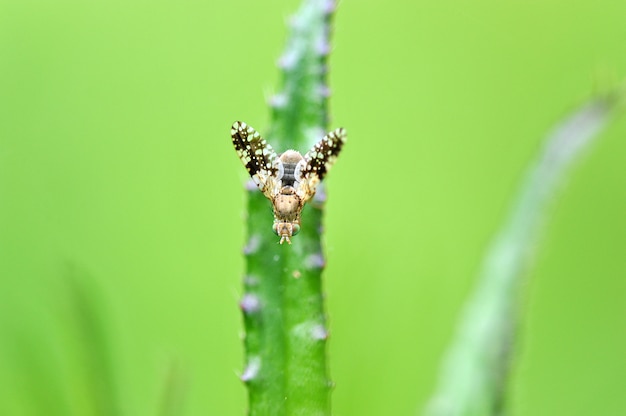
231,121,282,199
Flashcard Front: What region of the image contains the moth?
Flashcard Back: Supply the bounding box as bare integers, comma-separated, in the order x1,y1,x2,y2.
231,121,347,244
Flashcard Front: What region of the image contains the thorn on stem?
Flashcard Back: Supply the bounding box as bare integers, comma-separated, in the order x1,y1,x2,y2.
306,253,326,269
269,93,288,108
240,294,261,313
243,234,261,255
245,179,258,191
241,357,261,382
243,275,259,287
317,84,331,98
311,324,328,340
316,39,331,56
278,49,298,70
323,0,336,14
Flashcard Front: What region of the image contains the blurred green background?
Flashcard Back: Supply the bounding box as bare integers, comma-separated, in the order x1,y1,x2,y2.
1,0,625,415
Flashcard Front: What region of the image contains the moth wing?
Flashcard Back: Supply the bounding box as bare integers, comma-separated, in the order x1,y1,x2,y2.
231,121,282,199
299,127,347,200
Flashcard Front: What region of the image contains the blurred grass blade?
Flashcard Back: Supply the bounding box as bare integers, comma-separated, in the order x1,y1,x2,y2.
65,265,123,416
240,1,337,415
0,265,124,416
425,96,619,416
158,360,187,416
1,330,70,415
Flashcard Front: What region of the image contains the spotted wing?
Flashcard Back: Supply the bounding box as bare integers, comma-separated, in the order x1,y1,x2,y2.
231,121,281,198
300,127,347,198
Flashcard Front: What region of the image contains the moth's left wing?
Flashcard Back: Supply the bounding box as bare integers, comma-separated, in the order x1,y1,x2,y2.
300,127,347,198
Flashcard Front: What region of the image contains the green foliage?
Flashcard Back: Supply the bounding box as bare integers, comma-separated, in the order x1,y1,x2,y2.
425,96,621,416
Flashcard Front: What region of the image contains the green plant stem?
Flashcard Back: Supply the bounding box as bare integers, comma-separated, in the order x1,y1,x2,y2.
240,1,335,415
425,96,619,416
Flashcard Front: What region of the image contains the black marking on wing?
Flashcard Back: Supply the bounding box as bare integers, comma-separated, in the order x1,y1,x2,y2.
303,127,347,182
231,121,279,190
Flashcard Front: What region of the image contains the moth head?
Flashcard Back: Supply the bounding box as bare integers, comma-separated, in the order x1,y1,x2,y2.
273,221,300,245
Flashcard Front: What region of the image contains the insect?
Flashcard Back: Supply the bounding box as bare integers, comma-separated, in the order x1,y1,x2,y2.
231,121,347,244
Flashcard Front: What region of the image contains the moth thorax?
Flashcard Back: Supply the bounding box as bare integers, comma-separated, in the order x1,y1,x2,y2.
279,150,304,164
273,186,301,221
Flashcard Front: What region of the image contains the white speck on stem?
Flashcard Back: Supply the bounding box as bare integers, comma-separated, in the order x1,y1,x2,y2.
292,321,328,341
244,234,261,255
269,93,288,108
